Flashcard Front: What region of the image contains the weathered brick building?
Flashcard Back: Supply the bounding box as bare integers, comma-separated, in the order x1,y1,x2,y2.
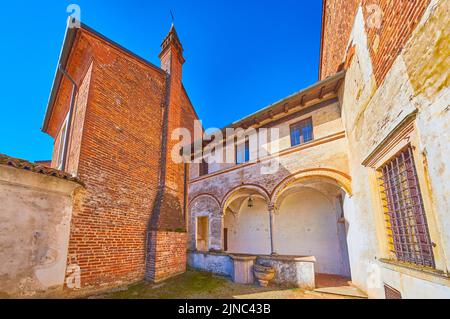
42,23,197,290
187,0,450,298
0,0,448,299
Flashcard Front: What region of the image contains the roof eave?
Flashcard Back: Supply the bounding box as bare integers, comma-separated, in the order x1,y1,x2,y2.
318,0,327,80
42,18,79,133
224,70,346,130
42,19,166,134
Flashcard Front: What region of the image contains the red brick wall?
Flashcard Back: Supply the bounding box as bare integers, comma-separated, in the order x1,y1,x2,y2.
320,0,360,80
154,42,187,231
145,28,198,282
72,31,167,288
47,33,94,140
320,0,430,85
146,231,187,282
363,0,430,85
46,26,198,291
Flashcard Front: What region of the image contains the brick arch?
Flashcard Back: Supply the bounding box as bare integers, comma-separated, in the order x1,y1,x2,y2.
188,193,221,210
270,168,352,205
188,193,222,251
221,184,270,213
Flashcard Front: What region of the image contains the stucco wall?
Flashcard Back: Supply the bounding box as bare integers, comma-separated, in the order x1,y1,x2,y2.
274,188,350,276
340,0,450,298
0,165,80,297
224,198,271,255
189,135,349,206
188,89,352,281
187,0,449,299
191,99,345,179
187,251,233,277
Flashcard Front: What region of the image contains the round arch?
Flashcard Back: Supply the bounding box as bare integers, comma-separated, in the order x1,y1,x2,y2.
271,168,352,205
270,168,353,277
188,193,222,252
221,184,270,214
189,193,221,210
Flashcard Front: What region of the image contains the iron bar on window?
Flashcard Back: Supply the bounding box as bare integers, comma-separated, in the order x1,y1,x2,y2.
378,146,435,268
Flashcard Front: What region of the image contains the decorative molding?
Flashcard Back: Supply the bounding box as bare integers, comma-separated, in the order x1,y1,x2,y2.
362,110,417,168
379,258,450,286
190,131,346,184
188,193,221,209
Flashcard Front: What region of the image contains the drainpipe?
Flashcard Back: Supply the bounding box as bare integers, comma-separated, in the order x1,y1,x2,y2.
58,64,78,172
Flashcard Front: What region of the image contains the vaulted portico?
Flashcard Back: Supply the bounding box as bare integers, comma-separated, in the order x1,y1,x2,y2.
187,72,355,287
189,170,353,282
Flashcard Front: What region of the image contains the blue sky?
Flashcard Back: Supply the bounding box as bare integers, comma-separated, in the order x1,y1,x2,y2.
0,0,323,161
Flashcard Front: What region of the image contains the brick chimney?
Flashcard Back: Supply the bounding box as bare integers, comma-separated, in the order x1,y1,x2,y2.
145,24,188,282
159,24,185,78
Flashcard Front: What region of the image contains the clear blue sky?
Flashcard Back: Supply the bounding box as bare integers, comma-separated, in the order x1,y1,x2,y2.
0,0,323,161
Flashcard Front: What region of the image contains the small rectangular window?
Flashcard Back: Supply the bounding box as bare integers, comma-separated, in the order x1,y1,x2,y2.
290,118,313,147
236,139,250,165
199,159,209,176
379,146,435,268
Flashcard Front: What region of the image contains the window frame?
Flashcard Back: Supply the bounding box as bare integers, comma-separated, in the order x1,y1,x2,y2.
290,117,314,147
362,114,442,272
199,159,209,177
235,139,250,165
378,145,435,269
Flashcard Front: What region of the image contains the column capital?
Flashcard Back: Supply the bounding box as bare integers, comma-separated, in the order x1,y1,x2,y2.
268,203,276,212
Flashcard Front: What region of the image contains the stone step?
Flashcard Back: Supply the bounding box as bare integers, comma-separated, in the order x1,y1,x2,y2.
313,286,368,299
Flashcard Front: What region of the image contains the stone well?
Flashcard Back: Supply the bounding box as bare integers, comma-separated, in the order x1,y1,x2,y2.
188,251,316,288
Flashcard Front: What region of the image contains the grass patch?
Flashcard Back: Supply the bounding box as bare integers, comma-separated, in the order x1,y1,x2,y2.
93,270,274,299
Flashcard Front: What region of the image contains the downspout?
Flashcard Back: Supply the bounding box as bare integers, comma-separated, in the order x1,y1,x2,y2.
58,64,78,172
184,162,188,222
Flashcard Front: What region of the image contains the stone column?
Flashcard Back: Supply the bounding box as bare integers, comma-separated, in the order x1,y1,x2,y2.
268,203,277,255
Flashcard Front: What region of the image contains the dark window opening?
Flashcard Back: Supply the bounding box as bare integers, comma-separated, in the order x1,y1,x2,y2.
224,228,228,252
379,146,435,268
290,117,313,147
236,139,250,165
199,159,209,176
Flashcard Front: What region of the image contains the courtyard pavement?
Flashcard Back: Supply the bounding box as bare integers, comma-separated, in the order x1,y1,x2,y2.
91,271,364,299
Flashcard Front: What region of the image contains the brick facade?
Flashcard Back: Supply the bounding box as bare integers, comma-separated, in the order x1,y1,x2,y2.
145,231,187,282
320,0,360,80
146,26,195,281
43,25,196,291
320,0,430,85
362,0,430,85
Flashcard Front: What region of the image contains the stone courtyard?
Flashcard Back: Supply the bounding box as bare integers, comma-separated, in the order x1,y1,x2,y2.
1,0,449,300
91,270,364,299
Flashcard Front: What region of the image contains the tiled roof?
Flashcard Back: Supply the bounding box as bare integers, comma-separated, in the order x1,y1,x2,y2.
0,153,84,185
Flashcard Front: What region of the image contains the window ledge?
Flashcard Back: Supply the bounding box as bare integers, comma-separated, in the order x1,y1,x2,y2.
378,258,450,286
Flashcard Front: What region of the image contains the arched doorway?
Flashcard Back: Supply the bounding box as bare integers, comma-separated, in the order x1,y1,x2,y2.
188,194,222,252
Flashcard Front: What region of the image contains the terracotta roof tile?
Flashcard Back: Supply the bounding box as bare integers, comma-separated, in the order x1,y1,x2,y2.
0,153,84,186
